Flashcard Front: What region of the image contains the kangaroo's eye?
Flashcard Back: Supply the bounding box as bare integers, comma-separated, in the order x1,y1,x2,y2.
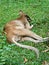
25,15,32,22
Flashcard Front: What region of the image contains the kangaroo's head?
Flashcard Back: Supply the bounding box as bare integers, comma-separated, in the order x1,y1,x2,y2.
19,10,32,22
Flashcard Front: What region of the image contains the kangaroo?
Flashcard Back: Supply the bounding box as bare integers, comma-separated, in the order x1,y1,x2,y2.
3,10,49,58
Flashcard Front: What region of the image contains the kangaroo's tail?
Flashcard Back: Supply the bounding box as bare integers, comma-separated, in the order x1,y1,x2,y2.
12,37,39,58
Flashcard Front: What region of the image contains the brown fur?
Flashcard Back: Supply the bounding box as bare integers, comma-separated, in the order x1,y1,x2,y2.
3,10,49,58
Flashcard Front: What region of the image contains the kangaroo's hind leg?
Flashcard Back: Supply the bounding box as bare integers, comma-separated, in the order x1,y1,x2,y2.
13,29,49,43
21,37,44,43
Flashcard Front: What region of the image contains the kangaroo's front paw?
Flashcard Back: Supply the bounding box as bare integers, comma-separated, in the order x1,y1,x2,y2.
30,25,33,29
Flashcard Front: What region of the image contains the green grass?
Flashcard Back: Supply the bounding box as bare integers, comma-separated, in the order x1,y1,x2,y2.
0,0,49,65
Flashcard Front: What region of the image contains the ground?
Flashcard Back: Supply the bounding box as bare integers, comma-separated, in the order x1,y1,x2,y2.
0,0,49,65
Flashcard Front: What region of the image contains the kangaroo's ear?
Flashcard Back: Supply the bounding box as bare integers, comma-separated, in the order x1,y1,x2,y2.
19,10,24,16
25,15,32,22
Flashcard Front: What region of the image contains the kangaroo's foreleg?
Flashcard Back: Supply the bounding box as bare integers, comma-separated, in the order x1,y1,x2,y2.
25,22,33,29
